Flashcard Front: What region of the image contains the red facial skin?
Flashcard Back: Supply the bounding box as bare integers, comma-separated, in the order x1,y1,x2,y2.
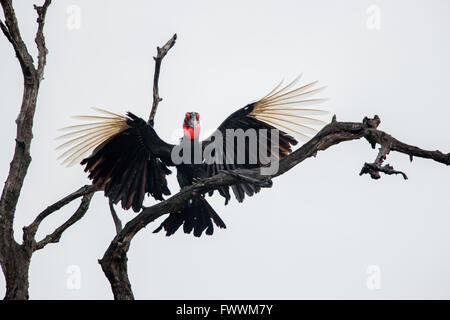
183,113,201,139
183,123,200,139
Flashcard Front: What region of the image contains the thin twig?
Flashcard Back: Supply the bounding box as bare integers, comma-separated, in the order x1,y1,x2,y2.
0,19,12,43
34,0,51,81
148,33,177,125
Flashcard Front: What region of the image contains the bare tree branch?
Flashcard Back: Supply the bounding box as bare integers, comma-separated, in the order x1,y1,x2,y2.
148,33,177,125
34,1,51,81
34,192,95,250
357,115,449,180
100,114,450,299
109,199,122,234
0,19,12,43
22,185,97,250
0,0,36,77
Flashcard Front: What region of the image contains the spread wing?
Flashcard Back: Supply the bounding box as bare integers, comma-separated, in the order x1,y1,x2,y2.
56,108,174,212
202,76,328,204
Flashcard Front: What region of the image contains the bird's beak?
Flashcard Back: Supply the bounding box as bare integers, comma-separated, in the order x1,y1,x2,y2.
186,117,199,130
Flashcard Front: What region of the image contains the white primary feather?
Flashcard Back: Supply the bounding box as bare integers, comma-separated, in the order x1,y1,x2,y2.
249,77,330,140
56,108,130,167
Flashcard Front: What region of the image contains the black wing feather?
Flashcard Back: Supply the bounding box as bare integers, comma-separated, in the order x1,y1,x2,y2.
72,112,175,212
201,103,297,203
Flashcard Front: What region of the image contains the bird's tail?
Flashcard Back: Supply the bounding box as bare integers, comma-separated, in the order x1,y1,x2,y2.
154,197,226,237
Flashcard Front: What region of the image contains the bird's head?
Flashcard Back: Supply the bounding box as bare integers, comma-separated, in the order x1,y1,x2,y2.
183,112,200,139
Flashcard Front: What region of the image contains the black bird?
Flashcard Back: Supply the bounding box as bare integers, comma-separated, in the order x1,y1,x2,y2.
56,76,327,237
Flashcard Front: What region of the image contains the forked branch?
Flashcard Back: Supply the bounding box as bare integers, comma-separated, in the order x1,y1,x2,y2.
22,185,97,251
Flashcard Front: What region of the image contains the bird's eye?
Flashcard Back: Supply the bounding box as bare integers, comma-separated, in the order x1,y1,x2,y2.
185,113,190,119
196,114,200,120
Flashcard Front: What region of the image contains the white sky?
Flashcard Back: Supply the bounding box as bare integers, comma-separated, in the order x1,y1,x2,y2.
1,0,450,299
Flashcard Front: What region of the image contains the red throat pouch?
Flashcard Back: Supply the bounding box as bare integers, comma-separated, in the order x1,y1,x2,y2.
183,123,200,139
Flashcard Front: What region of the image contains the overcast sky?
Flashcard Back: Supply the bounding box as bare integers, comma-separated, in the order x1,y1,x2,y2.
1,0,450,299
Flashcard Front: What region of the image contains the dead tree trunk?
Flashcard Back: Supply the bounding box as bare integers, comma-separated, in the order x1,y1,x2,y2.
1,241,31,300
0,0,49,299
1,1,99,299
99,239,134,300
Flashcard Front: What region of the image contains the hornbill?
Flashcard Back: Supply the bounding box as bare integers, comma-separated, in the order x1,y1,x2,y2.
56,76,328,237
